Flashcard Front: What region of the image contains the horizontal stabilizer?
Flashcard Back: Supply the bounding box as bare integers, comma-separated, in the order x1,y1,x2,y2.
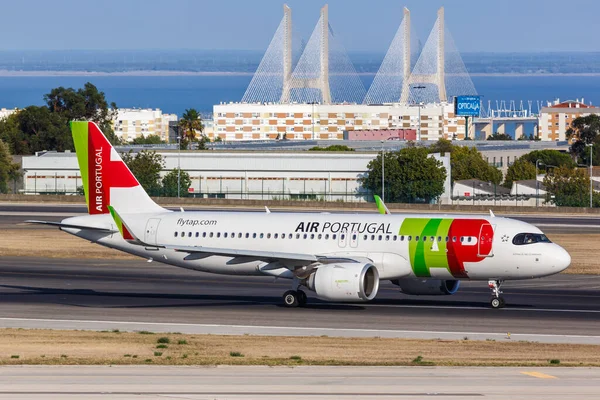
24,220,116,233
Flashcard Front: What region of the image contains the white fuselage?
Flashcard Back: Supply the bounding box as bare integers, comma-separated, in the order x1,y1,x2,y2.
61,211,571,281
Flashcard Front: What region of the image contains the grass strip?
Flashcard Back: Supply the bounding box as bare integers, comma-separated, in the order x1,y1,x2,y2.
0,328,599,367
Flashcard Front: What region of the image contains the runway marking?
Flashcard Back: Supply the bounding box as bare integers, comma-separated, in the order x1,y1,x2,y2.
521,371,557,379
1,317,599,343
362,303,600,314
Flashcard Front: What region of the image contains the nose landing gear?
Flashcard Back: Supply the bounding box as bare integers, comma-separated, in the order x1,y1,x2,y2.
488,280,505,308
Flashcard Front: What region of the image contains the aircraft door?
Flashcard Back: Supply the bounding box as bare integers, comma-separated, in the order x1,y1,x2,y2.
478,224,494,257
144,218,161,246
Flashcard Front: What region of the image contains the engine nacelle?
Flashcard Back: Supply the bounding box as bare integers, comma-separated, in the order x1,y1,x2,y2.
393,279,460,296
306,263,379,302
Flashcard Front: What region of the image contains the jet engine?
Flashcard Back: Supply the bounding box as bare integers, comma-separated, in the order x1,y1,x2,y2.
305,263,379,302
393,279,460,295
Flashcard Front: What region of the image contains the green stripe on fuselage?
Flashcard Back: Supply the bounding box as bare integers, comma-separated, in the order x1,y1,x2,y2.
400,218,453,277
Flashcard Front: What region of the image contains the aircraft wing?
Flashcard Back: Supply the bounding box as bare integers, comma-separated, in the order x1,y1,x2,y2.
164,244,318,264
24,220,117,233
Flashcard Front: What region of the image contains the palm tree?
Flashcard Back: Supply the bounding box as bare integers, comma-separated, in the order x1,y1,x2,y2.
178,108,204,149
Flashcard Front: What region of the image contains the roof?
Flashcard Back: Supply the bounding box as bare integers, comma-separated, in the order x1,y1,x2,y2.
514,179,546,191
454,179,511,194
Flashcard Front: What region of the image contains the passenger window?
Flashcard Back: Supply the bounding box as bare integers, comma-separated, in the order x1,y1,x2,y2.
303,234,308,239
259,233,264,239
445,236,449,242
408,235,412,241
174,232,178,237
310,234,315,239
209,232,213,238
267,233,271,239
181,231,185,237
430,236,434,242
253,233,257,239
385,235,390,241
363,235,368,240
467,237,472,243
195,232,199,238
245,233,249,238
416,236,420,242
318,234,322,239
400,235,404,241
371,235,375,241
188,232,192,238
224,233,228,238
378,235,382,241
341,234,346,240
352,234,357,241
288,233,292,239
325,234,329,240
393,235,397,241
274,233,278,239
231,232,234,238
296,233,300,239
217,232,221,238
437,236,441,242
452,236,456,242
333,234,337,240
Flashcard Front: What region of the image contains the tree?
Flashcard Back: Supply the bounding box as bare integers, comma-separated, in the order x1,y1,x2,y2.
428,138,453,155
568,114,600,165
520,149,575,169
360,147,446,203
131,135,165,145
0,139,20,193
450,146,502,184
44,83,119,145
309,145,355,152
121,150,164,196
487,132,512,141
503,157,536,188
162,168,192,197
0,83,119,154
178,108,205,150
543,165,591,207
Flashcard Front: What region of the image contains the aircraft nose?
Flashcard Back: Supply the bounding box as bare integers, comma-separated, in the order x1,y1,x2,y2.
552,244,571,272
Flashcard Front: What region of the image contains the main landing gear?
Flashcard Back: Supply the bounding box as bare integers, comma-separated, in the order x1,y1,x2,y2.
282,277,308,307
283,289,307,308
488,280,505,309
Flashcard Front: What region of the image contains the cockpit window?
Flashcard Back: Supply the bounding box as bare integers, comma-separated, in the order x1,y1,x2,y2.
512,233,551,245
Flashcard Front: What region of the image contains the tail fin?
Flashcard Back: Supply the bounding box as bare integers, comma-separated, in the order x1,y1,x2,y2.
71,121,164,215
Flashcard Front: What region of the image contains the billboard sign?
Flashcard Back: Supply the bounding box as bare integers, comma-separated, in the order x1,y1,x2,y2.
454,96,481,117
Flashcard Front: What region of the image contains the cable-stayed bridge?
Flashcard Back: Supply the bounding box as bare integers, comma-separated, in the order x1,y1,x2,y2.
242,4,477,106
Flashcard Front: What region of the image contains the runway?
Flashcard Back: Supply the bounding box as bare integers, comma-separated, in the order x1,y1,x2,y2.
0,366,598,399
1,257,599,344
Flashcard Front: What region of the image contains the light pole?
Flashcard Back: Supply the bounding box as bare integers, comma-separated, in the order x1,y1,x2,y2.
381,140,385,202
311,102,315,140
412,85,426,141
588,143,594,208
177,128,181,199
535,159,542,207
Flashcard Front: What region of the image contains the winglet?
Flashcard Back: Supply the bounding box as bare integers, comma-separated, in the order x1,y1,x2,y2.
489,210,495,218
374,195,391,215
265,206,271,214
107,205,144,244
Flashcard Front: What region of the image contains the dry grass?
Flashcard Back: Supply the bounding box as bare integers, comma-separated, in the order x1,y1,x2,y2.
1,229,599,274
546,234,600,274
0,228,136,260
0,329,598,366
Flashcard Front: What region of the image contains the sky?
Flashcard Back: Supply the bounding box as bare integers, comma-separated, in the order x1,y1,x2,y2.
0,0,598,52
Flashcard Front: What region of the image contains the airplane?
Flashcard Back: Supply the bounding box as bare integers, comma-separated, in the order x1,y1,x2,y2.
27,121,571,309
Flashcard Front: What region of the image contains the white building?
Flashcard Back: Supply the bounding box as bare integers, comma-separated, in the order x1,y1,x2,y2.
0,108,18,120
538,99,600,141
112,108,178,142
213,102,469,142
21,150,451,203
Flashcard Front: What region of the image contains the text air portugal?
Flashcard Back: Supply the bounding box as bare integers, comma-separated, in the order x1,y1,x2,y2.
73,122,138,215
